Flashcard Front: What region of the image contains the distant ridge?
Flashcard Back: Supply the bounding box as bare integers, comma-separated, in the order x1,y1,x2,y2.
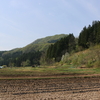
22,34,68,52
1,34,68,55
31,34,67,44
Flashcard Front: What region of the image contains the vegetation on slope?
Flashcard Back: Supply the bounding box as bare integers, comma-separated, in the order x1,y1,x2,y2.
78,20,100,48
31,34,68,44
1,21,100,77
0,20,100,69
61,45,100,68
0,34,67,67
45,20,100,68
22,34,68,52
46,34,76,62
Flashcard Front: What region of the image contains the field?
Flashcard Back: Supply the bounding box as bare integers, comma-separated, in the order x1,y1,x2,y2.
1,66,100,100
0,65,100,79
1,77,100,100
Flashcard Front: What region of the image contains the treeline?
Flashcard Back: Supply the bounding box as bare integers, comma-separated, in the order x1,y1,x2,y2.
45,20,100,63
0,51,42,67
0,34,67,67
78,21,100,48
0,20,100,67
46,34,76,62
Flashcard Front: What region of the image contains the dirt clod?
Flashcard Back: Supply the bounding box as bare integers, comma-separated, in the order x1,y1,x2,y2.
0,77,100,100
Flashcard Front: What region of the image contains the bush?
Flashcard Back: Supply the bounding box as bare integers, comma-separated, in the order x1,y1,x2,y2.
86,60,93,68
94,61,100,68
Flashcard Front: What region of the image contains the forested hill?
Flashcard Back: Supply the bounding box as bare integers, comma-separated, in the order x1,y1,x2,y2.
45,20,100,64
1,20,100,67
0,34,67,67
22,34,68,52
78,21,100,48
1,34,67,53
31,34,67,44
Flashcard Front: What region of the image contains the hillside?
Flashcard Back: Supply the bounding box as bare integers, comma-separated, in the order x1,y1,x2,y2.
22,34,68,53
1,20,100,67
45,21,100,67
62,45,100,68
2,34,67,54
31,34,67,44
0,34,67,66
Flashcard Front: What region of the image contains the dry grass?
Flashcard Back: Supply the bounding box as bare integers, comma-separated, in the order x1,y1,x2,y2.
65,45,100,68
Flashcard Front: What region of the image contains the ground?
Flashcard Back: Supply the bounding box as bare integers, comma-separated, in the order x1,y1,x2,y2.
0,76,100,100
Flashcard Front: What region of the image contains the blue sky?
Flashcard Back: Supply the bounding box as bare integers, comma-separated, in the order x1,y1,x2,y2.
0,0,100,50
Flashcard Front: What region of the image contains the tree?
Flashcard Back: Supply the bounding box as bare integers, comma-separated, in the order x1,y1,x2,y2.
78,20,100,48
46,34,76,62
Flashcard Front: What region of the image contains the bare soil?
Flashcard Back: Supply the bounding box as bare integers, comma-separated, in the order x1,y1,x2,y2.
0,76,100,100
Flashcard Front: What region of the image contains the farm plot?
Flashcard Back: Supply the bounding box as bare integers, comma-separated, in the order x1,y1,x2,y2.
0,77,100,100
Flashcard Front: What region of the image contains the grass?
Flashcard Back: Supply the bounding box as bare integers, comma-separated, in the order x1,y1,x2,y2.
1,45,100,79
0,65,100,78
62,45,100,69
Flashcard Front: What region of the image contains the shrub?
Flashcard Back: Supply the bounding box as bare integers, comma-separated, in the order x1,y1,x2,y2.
86,60,93,68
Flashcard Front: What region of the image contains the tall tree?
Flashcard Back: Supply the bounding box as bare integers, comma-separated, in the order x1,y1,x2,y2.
46,34,76,62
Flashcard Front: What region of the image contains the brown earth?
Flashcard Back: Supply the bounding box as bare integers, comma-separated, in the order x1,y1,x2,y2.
1,76,100,100
0,73,100,79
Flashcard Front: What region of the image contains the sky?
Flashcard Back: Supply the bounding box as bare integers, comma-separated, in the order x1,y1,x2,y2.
0,0,100,51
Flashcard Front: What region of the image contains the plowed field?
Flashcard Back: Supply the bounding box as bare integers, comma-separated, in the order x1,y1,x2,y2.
0,77,100,100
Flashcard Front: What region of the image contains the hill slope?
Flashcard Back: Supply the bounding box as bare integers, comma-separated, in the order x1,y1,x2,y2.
22,34,68,52
2,34,67,54
31,34,67,44
62,45,100,68
0,34,68,66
